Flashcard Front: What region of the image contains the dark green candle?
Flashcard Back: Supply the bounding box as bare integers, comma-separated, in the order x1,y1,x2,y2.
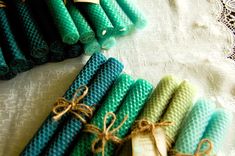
0,5,28,73
10,0,49,58
27,0,66,61
0,47,9,76
65,42,83,58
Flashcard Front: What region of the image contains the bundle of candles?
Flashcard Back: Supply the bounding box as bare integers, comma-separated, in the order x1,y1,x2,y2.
0,0,146,80
21,53,233,156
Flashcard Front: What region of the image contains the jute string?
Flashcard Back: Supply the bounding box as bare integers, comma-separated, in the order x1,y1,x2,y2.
172,139,215,156
52,85,93,123
0,1,6,8
125,119,173,156
83,112,128,156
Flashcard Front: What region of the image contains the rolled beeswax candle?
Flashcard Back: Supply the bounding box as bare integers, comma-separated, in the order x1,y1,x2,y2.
84,39,101,55
100,0,134,35
65,42,83,58
27,0,65,61
116,0,147,29
98,37,117,50
77,3,114,38
131,76,179,156
139,76,179,122
21,53,107,156
161,81,195,148
97,79,153,156
201,109,233,154
66,1,95,44
46,0,80,45
11,0,49,58
45,58,124,156
0,47,8,75
173,99,215,154
0,6,28,73
71,74,135,156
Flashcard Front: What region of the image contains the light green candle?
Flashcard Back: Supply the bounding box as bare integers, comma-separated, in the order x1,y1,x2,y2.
161,81,195,148
139,76,179,122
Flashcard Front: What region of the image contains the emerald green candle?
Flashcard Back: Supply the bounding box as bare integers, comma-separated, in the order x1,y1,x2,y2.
101,0,134,35
161,81,195,148
66,1,95,44
11,0,49,58
139,76,179,122
84,39,101,55
0,47,8,76
71,74,135,156
97,79,153,156
0,5,28,73
46,0,80,45
77,3,114,38
116,0,147,29
98,37,116,50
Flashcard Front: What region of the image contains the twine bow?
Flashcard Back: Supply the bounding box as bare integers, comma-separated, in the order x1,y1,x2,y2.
0,1,6,8
52,85,93,123
174,139,214,156
84,112,128,156
126,119,173,156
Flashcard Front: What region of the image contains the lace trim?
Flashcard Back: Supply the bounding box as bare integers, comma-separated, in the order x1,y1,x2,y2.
217,0,235,60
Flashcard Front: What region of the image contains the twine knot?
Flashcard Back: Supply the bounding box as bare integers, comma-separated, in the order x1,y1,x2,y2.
84,112,128,156
52,85,93,123
174,139,214,156
126,119,173,156
0,1,6,8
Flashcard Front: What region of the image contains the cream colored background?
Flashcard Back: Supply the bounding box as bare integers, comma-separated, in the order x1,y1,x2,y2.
1,0,235,155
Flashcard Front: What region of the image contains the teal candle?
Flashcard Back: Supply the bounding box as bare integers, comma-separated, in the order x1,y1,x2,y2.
174,99,215,154
201,109,233,154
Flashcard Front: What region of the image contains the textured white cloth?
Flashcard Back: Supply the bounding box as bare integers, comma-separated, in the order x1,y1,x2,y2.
0,0,235,155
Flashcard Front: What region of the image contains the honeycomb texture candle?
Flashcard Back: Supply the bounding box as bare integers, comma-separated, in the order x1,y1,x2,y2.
98,37,117,50
20,53,107,156
116,0,147,29
161,81,195,147
97,79,153,156
46,0,80,45
84,39,101,55
27,0,65,61
45,58,124,156
65,42,83,58
0,47,8,75
0,6,28,73
11,0,49,58
71,74,135,156
173,99,215,154
100,0,134,35
139,76,179,122
66,1,95,44
201,109,233,154
77,3,114,38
